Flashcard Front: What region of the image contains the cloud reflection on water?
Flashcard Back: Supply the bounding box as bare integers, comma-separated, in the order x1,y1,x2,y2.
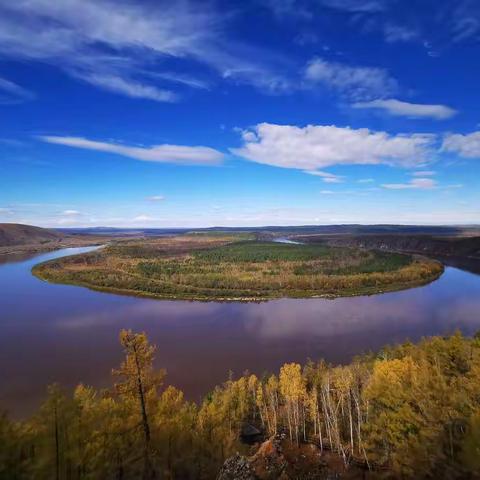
1,248,480,418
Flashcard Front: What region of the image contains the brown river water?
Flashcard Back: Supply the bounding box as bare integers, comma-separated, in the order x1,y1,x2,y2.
1,246,480,418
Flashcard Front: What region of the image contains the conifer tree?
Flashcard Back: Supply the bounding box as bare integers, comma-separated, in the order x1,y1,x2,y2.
113,330,163,479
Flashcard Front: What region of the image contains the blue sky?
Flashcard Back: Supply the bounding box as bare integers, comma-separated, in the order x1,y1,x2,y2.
0,0,479,227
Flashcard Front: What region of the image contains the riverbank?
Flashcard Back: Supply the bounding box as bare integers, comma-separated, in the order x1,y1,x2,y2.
32,235,444,301
0,237,106,257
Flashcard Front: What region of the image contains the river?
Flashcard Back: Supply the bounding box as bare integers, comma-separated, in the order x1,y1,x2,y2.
1,246,480,418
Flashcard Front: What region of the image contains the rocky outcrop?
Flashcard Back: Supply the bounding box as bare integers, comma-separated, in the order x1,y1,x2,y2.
217,436,288,480
217,435,359,480
216,453,257,480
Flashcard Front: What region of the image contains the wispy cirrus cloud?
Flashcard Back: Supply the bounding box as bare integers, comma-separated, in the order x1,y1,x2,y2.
73,73,178,103
352,99,457,120
0,207,14,216
363,1,480,47
232,123,435,171
261,0,313,19
56,209,84,225
304,57,398,101
133,214,154,222
262,0,386,19
412,170,435,177
382,178,437,190
0,76,35,104
319,0,386,12
383,24,419,43
0,0,208,101
0,0,291,101
61,210,82,216
39,135,224,166
146,71,210,91
303,170,344,183
450,0,480,42
358,178,374,183
146,195,166,202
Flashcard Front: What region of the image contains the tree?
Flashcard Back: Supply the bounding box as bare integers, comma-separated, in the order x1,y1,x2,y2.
113,330,164,479
154,386,197,479
0,411,31,479
279,363,306,444
462,409,480,475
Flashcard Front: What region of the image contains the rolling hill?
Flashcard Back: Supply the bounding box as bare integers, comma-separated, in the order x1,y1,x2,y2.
0,223,64,247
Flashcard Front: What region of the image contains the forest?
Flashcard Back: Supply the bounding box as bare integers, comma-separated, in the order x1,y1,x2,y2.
1,330,480,479
32,236,443,300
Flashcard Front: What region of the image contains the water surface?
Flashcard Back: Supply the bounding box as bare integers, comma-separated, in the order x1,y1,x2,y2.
1,247,480,418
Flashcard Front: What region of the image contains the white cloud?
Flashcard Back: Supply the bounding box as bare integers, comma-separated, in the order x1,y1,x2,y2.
0,76,35,104
56,209,83,224
303,170,344,183
382,178,437,190
411,170,435,177
352,99,457,120
442,131,480,158
133,214,153,222
74,73,177,102
232,123,435,171
146,195,165,202
304,57,398,101
39,136,224,166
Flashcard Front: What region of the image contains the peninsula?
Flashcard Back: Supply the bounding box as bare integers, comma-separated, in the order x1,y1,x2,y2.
33,233,443,300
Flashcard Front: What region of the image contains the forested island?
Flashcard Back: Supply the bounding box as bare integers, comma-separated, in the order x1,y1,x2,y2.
2,330,480,479
32,234,443,300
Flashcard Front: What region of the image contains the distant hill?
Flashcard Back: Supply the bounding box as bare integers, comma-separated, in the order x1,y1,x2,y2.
0,223,64,247
58,224,480,237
